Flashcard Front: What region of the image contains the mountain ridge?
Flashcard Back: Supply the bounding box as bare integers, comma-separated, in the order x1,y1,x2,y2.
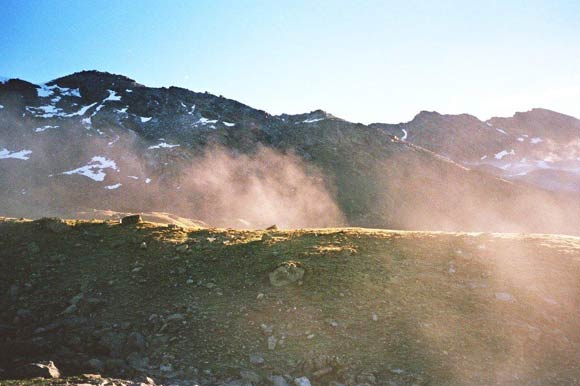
1,70,580,235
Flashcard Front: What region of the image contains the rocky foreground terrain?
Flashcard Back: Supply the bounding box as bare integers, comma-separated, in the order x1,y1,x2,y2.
1,216,580,385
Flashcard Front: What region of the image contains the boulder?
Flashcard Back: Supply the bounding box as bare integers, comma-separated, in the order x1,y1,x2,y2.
121,214,142,225
13,361,60,379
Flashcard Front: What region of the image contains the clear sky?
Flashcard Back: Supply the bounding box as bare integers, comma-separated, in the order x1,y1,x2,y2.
1,0,579,123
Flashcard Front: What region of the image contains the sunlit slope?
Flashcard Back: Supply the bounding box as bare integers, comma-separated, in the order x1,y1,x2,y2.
1,218,580,385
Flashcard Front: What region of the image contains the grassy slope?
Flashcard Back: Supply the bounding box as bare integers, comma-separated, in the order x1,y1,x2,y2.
1,218,580,385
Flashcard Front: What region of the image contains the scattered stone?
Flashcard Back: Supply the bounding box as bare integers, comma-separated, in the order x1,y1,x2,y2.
240,370,262,383
267,335,277,350
8,284,19,302
127,352,149,370
269,375,290,386
176,243,189,252
87,358,104,372
312,367,333,378
269,262,305,287
126,331,147,352
256,293,265,300
328,320,339,328
294,376,311,386
261,323,273,335
166,313,185,323
140,241,148,250
249,353,265,365
62,304,77,315
104,358,130,375
356,372,376,384
225,380,253,386
372,313,378,321
14,308,33,325
13,361,60,379
121,214,142,225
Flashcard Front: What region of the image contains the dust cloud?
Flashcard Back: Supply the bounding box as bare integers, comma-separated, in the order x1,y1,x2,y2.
0,127,345,229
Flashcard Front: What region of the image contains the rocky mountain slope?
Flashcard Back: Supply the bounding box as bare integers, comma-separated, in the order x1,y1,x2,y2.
372,109,580,192
1,217,580,385
1,71,580,235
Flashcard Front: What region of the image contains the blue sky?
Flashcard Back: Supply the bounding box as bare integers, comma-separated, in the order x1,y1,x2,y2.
1,0,579,123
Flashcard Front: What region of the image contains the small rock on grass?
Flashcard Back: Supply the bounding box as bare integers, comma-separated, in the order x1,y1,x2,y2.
268,335,277,350
249,353,265,365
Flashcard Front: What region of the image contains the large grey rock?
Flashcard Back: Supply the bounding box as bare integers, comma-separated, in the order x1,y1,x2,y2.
269,262,305,287
268,375,289,386
294,376,311,386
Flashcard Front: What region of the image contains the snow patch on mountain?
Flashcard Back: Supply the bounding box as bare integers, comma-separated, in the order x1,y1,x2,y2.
35,125,59,133
140,116,152,123
62,156,118,182
531,137,543,144
104,89,121,102
495,150,515,160
496,128,508,135
401,129,408,140
69,102,98,117
0,148,32,160
148,142,180,150
37,84,81,98
223,121,235,127
197,117,218,125
303,118,325,123
104,183,122,190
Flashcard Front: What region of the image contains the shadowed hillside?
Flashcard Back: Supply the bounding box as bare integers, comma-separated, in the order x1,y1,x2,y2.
1,217,580,385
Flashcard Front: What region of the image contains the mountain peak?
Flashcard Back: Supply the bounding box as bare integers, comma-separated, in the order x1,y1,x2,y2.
49,70,142,90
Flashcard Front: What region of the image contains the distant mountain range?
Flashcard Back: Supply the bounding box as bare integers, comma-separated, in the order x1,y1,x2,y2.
372,108,580,192
1,70,579,234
